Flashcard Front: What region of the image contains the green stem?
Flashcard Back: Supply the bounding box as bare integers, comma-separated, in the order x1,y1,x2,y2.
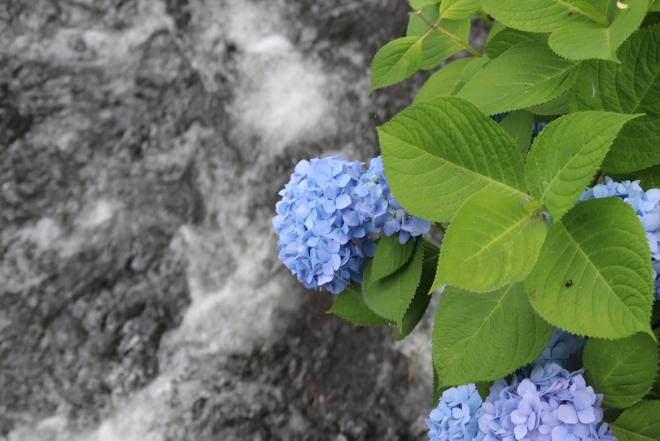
415,10,482,57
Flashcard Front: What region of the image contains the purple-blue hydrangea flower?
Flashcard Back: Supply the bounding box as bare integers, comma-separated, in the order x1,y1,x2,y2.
356,156,430,244
477,363,607,441
533,329,585,370
427,384,483,441
272,156,376,294
580,177,660,300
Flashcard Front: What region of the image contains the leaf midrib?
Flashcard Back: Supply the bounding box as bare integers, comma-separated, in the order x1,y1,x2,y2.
462,214,529,263
443,286,514,369
381,129,527,199
558,221,647,330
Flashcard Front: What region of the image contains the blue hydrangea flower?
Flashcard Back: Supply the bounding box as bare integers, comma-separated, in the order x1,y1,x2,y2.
477,363,607,441
427,384,483,441
355,156,430,244
533,329,585,371
272,156,376,294
580,178,660,300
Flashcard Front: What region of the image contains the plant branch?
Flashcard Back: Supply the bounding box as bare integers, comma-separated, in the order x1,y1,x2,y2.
415,10,481,57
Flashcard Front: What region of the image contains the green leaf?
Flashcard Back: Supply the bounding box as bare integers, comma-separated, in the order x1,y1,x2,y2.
393,240,438,340
415,57,474,103
327,284,390,327
610,401,660,441
432,283,552,387
371,234,415,281
584,333,659,409
371,37,423,91
571,25,660,173
407,8,471,70
436,189,548,292
475,382,492,399
483,0,611,33
457,40,579,115
499,111,535,155
525,198,654,339
433,364,442,403
363,239,424,324
440,0,480,19
485,28,542,58
548,0,648,61
651,0,660,11
525,111,639,221
525,93,569,116
378,97,526,222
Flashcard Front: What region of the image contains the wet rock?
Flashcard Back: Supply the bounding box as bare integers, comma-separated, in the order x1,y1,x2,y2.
0,0,442,439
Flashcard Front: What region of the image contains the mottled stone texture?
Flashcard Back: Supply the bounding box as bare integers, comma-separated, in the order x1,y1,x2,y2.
0,0,435,439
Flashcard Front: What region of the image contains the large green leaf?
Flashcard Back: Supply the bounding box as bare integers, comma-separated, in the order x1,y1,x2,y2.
407,7,471,70
432,283,552,387
370,234,415,281
525,198,654,339
436,189,548,292
483,0,610,33
378,97,526,222
363,239,424,324
440,0,480,19
327,284,390,327
611,401,660,441
584,333,658,409
571,25,660,173
652,0,660,11
370,37,423,91
499,111,535,155
414,57,475,103
549,0,648,61
525,111,638,221
457,40,579,115
393,240,438,340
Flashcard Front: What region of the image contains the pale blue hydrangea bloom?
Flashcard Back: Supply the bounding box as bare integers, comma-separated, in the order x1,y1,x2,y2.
580,177,660,300
477,363,609,441
356,156,430,244
273,156,376,294
427,384,483,441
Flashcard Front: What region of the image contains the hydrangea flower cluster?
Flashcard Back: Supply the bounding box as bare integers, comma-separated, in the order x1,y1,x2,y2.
580,177,660,300
273,155,429,294
426,384,482,441
478,363,612,441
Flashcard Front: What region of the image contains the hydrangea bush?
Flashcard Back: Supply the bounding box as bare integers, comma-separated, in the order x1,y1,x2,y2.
274,1,660,439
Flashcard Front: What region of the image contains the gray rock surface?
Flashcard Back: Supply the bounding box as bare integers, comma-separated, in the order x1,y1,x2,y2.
0,0,442,439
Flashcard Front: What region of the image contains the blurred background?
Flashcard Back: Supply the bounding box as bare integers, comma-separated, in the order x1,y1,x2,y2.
0,1,475,439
